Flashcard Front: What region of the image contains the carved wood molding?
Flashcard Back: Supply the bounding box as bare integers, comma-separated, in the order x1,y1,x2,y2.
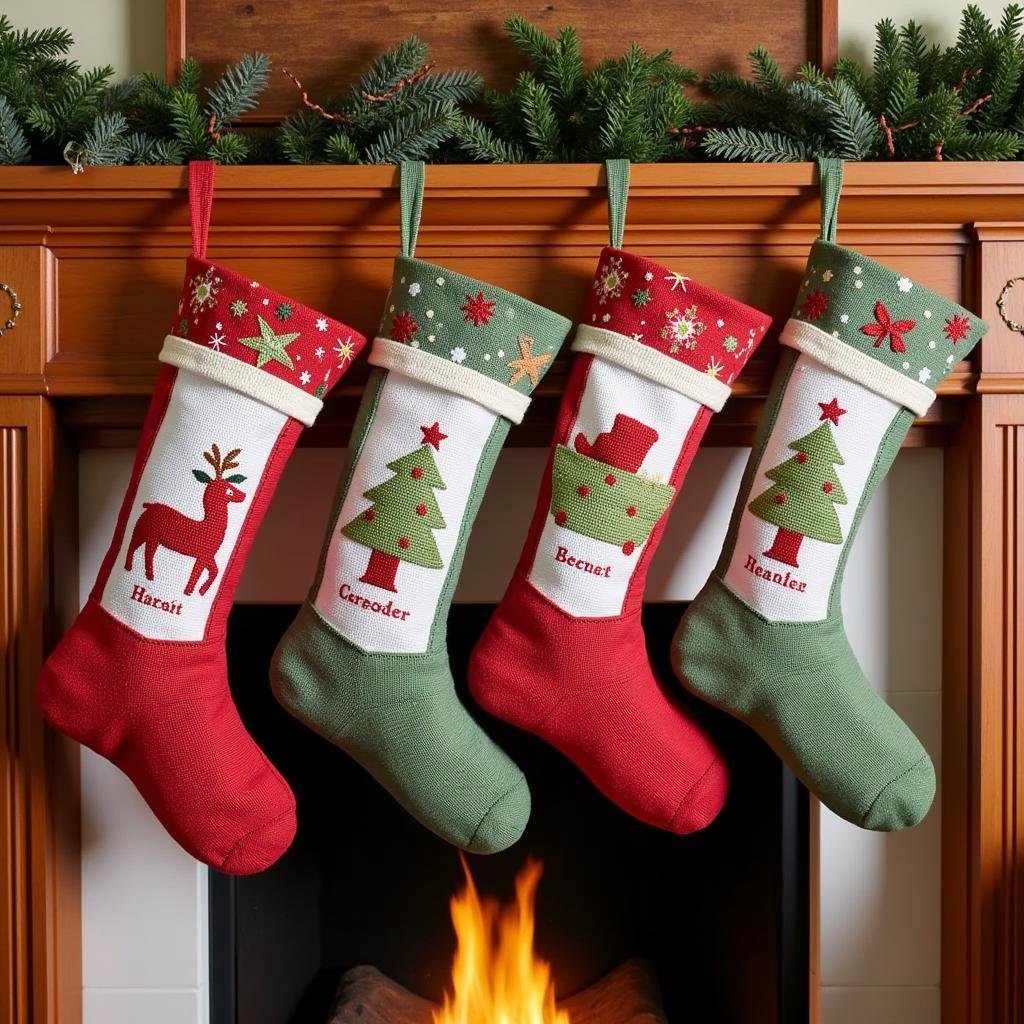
0,397,80,1024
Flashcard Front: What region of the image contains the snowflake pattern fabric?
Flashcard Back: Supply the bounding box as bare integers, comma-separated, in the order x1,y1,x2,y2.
789,241,987,391
377,255,570,397
171,257,366,402
580,247,769,384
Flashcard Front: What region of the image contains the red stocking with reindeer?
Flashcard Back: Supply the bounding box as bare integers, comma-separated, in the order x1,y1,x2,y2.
38,164,366,873
470,234,770,834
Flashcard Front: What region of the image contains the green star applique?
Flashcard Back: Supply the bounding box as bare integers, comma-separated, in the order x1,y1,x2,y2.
238,315,300,369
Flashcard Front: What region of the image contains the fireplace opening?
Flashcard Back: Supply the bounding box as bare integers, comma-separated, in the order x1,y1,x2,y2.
213,604,809,1024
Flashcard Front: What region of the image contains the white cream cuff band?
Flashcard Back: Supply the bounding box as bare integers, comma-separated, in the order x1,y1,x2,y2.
160,335,323,426
571,324,733,412
780,319,935,417
369,337,532,424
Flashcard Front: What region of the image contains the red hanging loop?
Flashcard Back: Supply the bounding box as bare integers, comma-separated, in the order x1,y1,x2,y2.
188,161,216,260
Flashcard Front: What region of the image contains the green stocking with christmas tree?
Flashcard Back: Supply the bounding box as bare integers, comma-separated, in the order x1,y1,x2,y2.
673,160,988,831
271,162,571,851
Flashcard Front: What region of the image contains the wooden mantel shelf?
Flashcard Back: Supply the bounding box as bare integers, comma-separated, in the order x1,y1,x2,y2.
1,163,1023,1024
2,162,1023,446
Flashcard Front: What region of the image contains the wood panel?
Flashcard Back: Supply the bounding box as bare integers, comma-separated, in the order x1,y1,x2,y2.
0,396,80,1024
941,232,1024,1024
168,0,835,123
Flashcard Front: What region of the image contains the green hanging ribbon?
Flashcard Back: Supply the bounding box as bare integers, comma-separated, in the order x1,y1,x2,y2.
816,156,843,243
606,158,630,249
400,160,425,257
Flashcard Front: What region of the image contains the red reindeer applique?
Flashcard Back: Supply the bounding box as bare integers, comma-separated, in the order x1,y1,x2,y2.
125,445,247,597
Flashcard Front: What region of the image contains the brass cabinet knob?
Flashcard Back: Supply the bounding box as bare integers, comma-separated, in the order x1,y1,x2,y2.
0,281,21,335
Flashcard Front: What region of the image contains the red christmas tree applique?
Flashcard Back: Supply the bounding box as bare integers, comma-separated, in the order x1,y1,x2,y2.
943,314,971,343
125,445,247,597
859,301,917,353
461,291,496,327
800,289,829,321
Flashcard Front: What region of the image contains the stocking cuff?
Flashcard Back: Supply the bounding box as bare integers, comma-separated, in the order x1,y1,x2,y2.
789,241,987,394
168,256,366,423
377,255,571,403
581,247,771,385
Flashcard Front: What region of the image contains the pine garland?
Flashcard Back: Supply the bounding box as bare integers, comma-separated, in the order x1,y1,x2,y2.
4,6,1024,166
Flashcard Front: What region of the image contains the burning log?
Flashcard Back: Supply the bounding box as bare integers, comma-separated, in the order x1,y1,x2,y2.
327,958,668,1024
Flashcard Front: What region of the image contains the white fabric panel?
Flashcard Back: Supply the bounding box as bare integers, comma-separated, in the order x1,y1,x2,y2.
528,357,699,617
314,373,497,654
723,352,901,622
100,368,287,640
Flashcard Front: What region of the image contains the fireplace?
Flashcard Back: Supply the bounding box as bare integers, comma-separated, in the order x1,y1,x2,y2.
210,602,810,1024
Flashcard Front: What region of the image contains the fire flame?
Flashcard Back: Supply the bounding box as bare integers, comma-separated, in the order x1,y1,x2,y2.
434,858,571,1024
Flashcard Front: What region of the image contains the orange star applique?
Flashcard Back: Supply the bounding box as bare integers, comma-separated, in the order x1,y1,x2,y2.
506,336,551,388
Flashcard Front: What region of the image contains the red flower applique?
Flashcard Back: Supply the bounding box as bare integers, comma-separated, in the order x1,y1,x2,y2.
859,301,917,353
391,312,419,343
944,314,971,343
461,291,496,327
800,288,829,321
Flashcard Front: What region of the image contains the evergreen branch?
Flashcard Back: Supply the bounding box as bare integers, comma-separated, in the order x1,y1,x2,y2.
452,114,530,162
0,95,30,164
702,126,810,161
205,52,270,134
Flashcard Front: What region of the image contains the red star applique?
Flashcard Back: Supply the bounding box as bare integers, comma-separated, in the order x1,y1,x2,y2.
943,314,971,343
800,288,829,321
859,301,916,353
391,312,419,343
461,291,496,327
818,397,847,425
419,421,447,450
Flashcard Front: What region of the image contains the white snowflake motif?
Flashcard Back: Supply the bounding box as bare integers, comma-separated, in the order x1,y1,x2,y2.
923,310,932,319
917,366,932,384
661,305,706,353
854,280,864,289
716,319,725,329
839,314,849,324
262,297,270,305
664,272,690,292
630,331,644,342
853,266,862,275
450,346,467,364
706,356,724,379
897,276,913,293
408,282,421,297
601,313,611,323
822,270,833,283
644,271,653,281
215,321,223,330
314,346,325,359
207,332,226,352
946,354,955,365
188,267,222,315
316,317,329,332
299,370,312,385
250,280,259,288
334,337,356,368
593,255,628,304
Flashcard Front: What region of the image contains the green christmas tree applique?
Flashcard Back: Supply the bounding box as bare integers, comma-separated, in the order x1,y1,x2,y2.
342,422,448,593
748,398,849,568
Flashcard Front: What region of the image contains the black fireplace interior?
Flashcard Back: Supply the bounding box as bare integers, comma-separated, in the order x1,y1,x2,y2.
213,603,809,1024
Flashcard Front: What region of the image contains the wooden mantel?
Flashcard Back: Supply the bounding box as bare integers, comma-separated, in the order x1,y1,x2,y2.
0,163,1021,1024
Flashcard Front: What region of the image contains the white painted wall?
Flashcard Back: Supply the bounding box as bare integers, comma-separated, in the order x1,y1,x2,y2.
8,0,966,1019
